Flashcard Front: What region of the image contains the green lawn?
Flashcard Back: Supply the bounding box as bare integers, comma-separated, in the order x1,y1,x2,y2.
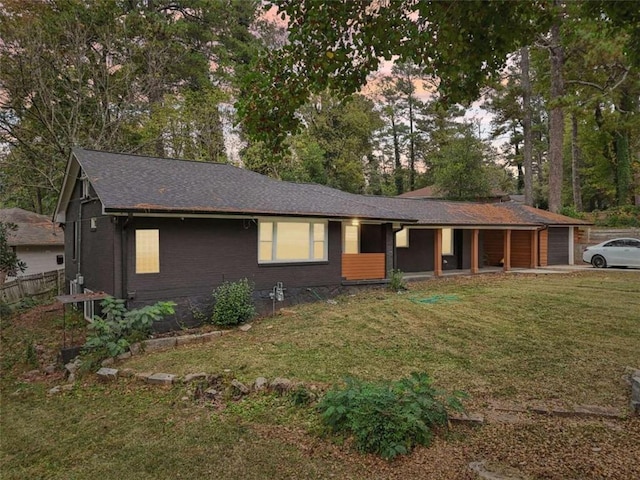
2,271,639,479
125,271,640,408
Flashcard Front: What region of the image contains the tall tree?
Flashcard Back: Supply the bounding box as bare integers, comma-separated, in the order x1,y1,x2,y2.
521,47,535,207
238,0,550,152
546,1,565,214
0,0,261,214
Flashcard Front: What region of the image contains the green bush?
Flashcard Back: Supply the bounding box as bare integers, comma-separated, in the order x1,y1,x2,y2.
211,278,256,326
388,269,407,292
317,373,466,460
84,297,176,358
594,205,640,227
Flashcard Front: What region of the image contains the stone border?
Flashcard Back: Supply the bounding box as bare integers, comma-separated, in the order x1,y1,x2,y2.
100,330,228,367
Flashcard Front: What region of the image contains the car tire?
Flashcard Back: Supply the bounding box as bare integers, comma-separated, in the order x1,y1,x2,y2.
591,255,607,268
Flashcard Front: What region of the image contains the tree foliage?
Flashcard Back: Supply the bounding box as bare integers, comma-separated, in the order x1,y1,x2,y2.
237,0,550,152
0,222,27,283
0,0,261,214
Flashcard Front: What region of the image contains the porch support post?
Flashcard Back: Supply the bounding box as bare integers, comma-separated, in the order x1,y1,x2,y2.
434,228,442,277
530,230,539,268
568,226,575,265
503,229,511,272
471,229,479,274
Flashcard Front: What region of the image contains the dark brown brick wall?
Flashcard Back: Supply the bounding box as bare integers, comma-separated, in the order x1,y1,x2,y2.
397,229,435,272
125,217,343,304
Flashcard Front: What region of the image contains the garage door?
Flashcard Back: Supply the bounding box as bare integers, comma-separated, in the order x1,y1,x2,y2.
547,227,569,265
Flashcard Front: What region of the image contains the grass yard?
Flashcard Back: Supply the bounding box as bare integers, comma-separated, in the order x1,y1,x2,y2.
1,271,639,479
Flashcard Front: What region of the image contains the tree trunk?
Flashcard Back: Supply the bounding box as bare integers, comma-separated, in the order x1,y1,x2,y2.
548,7,565,213
570,113,583,211
392,114,403,195
521,46,534,206
408,92,416,191
615,86,634,206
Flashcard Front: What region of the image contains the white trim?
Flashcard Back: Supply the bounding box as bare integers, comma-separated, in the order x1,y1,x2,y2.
568,226,575,265
83,288,95,322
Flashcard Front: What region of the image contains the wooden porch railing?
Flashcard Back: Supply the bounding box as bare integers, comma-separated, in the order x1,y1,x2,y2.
342,253,386,281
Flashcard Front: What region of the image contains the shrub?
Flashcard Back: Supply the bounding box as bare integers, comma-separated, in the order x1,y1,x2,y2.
84,297,176,358
211,278,256,326
594,205,640,227
317,373,466,460
388,269,407,292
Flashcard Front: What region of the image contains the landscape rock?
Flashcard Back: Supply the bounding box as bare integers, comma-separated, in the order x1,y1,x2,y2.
184,372,208,383
204,388,220,400
238,324,252,332
270,377,293,393
65,359,82,375
101,358,115,367
146,373,176,385
253,377,268,392
231,379,250,395
450,413,485,425
48,386,61,395
61,384,74,392
144,337,177,352
129,343,141,355
117,351,132,361
469,461,524,480
67,373,76,383
200,331,223,343
573,405,624,419
96,367,118,382
176,334,202,347
134,372,153,382
43,364,56,374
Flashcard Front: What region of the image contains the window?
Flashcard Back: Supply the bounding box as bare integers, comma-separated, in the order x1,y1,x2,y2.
396,228,409,248
442,228,453,255
135,229,160,273
624,239,640,248
81,175,90,199
258,219,327,263
344,224,359,253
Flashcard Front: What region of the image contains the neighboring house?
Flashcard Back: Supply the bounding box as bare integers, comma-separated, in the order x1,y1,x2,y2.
0,208,64,280
398,185,512,203
53,149,589,328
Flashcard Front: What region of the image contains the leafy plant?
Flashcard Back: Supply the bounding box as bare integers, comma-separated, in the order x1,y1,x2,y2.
317,373,466,460
388,269,407,292
211,278,256,326
84,297,176,358
0,221,27,283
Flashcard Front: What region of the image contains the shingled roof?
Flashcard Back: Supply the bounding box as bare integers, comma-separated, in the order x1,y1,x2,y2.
359,197,590,227
57,149,415,222
54,148,590,228
0,208,64,246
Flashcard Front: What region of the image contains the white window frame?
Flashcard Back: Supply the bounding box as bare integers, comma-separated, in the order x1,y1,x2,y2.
258,218,328,264
135,229,160,274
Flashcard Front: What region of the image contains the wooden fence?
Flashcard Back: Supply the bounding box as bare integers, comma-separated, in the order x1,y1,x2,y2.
0,269,65,305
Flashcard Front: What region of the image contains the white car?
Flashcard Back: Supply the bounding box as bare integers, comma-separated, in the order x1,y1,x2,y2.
582,238,640,268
